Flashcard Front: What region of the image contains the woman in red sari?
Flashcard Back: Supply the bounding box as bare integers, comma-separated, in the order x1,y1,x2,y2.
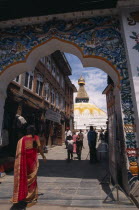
11,125,46,207
73,131,78,153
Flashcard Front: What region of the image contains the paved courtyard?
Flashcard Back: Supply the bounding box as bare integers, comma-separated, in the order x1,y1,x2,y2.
0,139,137,209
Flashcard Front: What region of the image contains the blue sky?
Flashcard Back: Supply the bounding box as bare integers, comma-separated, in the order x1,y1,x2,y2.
64,53,107,112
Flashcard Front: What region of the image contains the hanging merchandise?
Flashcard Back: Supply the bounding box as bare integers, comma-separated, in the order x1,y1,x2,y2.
16,114,27,129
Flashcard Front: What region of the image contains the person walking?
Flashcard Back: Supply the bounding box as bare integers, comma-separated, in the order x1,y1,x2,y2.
83,129,88,142
11,125,46,207
99,129,105,142
66,135,74,162
104,129,108,144
72,131,78,153
65,127,72,149
76,129,84,160
87,126,97,163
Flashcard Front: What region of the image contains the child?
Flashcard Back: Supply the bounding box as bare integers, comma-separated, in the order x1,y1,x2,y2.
67,135,74,161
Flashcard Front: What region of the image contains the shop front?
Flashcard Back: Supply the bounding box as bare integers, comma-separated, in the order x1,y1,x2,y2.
45,109,63,146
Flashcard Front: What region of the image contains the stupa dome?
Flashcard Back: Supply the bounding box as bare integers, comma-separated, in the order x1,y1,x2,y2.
74,103,106,116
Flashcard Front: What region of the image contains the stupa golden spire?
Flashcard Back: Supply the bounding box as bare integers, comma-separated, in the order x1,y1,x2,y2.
75,76,89,103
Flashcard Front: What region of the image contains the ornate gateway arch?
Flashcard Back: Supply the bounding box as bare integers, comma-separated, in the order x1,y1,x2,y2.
0,10,139,191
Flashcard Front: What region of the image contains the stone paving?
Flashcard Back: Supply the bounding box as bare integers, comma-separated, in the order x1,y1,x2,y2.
0,139,138,210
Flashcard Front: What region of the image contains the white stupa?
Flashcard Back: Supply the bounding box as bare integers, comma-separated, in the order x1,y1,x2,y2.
74,76,107,130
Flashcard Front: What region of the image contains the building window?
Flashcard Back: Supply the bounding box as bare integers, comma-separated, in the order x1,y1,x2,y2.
36,75,43,96
50,89,55,105
24,72,34,90
14,75,21,83
52,89,55,105
61,75,65,89
59,95,61,109
44,82,50,101
56,69,60,82
56,93,59,107
59,95,64,110
47,56,51,70
62,97,65,110
40,57,46,65
52,64,56,77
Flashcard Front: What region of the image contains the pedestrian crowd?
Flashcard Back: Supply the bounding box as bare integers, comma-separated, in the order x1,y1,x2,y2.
65,126,108,163
65,127,84,161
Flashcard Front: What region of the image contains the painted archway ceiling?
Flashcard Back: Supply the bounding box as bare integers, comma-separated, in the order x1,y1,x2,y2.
0,0,118,21
0,15,126,72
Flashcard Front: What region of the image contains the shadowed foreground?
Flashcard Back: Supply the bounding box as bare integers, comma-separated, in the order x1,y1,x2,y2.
0,140,137,209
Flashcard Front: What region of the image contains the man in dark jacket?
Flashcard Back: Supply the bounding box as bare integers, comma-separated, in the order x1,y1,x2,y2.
87,126,97,163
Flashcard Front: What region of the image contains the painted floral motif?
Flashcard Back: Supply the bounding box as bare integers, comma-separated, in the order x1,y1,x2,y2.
127,11,139,26
130,32,139,52
0,16,125,71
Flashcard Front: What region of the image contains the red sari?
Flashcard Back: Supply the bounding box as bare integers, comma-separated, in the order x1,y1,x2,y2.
12,135,40,204
73,134,78,153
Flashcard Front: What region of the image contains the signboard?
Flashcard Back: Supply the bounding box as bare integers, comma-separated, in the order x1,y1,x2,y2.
45,109,61,123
